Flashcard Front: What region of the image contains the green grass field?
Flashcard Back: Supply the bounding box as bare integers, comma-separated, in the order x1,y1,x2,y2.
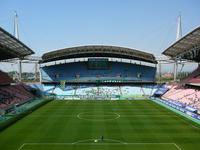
0,100,200,150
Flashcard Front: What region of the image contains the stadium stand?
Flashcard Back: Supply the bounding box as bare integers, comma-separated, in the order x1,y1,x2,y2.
0,84,34,110
0,70,13,85
0,27,35,112
40,45,157,99
161,26,200,113
43,84,157,100
41,62,156,83
182,65,200,84
162,85,200,109
153,84,169,97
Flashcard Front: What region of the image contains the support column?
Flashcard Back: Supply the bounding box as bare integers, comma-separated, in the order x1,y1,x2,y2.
18,59,22,82
39,64,42,83
173,59,178,82
158,62,161,83
35,62,38,81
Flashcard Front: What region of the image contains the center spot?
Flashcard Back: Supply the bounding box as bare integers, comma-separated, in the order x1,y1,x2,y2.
73,138,125,144
77,112,120,121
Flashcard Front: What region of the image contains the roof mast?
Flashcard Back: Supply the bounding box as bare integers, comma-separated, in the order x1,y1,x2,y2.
14,11,22,81
174,14,182,81
176,14,182,41
14,11,19,39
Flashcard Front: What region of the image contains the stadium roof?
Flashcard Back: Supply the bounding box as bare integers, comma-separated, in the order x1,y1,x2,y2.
163,26,200,62
41,45,157,64
0,26,34,61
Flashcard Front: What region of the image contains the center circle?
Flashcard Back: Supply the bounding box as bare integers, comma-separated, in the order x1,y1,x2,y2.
77,112,120,121
73,138,125,144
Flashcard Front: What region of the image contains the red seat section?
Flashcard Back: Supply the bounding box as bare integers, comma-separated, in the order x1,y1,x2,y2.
0,84,34,110
0,70,13,85
182,66,200,84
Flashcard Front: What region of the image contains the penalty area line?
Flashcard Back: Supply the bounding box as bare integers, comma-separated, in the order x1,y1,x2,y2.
18,142,181,150
17,143,26,150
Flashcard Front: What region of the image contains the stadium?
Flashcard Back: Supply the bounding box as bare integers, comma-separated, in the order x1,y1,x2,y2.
0,6,200,150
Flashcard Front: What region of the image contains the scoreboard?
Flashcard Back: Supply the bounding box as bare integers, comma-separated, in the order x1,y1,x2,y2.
87,58,110,70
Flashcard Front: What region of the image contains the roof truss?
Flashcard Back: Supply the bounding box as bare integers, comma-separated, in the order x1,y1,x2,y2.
163,26,200,62
41,45,157,64
0,27,34,61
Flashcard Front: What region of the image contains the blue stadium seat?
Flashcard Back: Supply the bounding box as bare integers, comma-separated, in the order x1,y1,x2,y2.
41,62,156,83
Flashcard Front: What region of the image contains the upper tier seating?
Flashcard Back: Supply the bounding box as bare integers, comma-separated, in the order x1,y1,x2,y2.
182,66,200,84
41,62,156,83
0,70,13,85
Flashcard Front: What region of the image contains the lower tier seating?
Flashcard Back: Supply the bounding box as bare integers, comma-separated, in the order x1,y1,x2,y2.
162,84,200,111
0,84,35,110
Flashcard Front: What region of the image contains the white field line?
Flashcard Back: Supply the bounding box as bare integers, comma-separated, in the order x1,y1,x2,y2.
65,100,70,104
18,142,181,150
126,100,132,104
72,138,125,144
30,114,174,117
173,114,200,130
18,143,26,150
77,112,120,121
173,143,182,150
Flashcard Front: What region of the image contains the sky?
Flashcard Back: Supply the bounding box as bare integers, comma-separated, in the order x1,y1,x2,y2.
0,0,200,72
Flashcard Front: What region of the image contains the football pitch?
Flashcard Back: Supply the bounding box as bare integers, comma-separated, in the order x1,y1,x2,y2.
0,100,200,150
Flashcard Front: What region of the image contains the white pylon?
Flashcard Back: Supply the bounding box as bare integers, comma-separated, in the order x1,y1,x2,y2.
14,11,22,81
174,14,182,81
176,14,182,41
14,11,19,39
